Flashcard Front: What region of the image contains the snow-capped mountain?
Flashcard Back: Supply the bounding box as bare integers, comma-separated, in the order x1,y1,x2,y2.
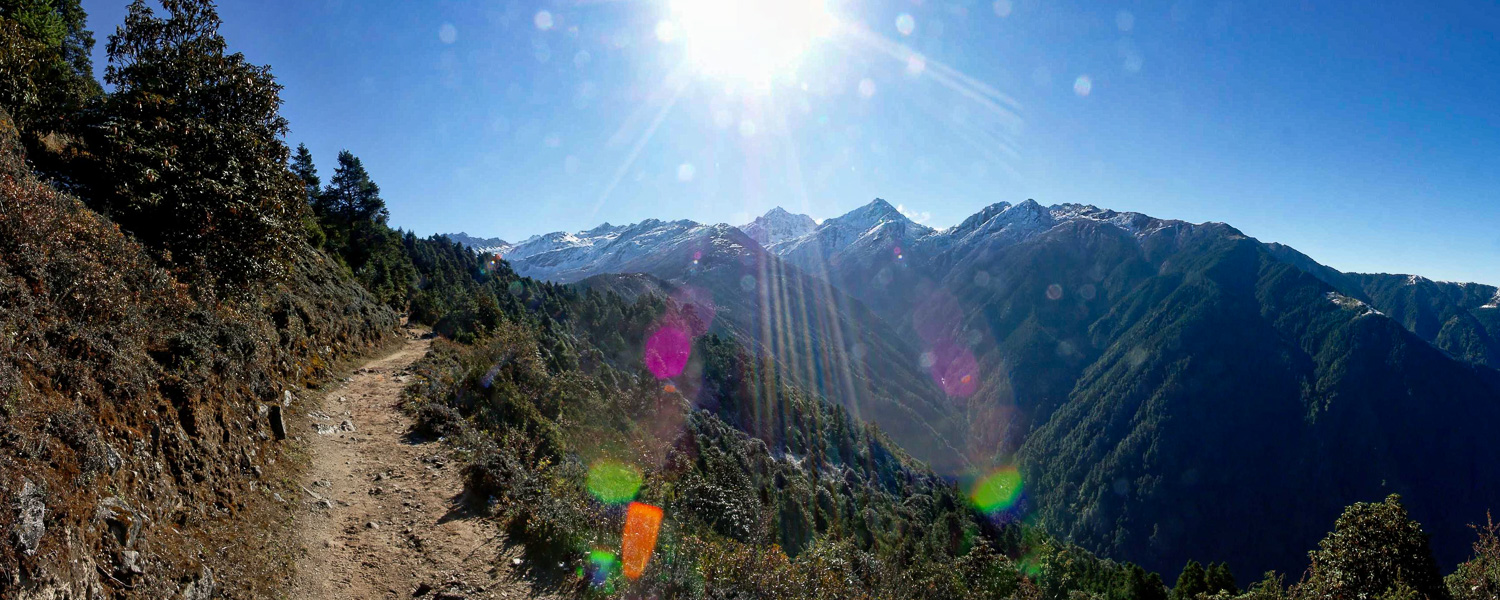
487,198,1230,296
444,232,510,254
736,207,816,248
770,198,934,275
488,219,756,283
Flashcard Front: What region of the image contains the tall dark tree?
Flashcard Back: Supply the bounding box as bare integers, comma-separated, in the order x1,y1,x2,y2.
290,143,319,203
0,0,101,172
1297,495,1449,600
1204,562,1238,596
90,0,302,291
1126,564,1169,600
320,150,387,228
1171,560,1208,600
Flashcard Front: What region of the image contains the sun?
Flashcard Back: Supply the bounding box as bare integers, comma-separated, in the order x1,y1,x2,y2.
662,0,836,85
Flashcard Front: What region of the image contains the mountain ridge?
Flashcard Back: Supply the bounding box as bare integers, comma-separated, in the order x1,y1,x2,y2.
448,197,1500,577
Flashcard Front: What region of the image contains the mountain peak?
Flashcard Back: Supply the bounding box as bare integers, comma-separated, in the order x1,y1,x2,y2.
443,231,510,249
866,197,900,214
739,207,818,248
828,198,912,229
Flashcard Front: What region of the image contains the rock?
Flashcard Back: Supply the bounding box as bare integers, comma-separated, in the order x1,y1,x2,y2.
104,443,123,473
118,549,143,575
96,496,144,549
338,419,356,432
366,521,379,530
511,557,522,566
282,390,294,407
312,422,337,435
179,567,214,600
414,582,433,597
15,478,44,556
269,405,287,440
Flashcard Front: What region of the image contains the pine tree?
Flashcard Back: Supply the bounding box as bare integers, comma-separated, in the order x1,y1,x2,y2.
1204,562,1237,596
290,143,320,203
1171,560,1208,600
0,0,101,171
1126,563,1169,600
322,150,387,228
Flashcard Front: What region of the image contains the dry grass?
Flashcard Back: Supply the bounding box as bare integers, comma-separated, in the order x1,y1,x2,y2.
0,110,400,598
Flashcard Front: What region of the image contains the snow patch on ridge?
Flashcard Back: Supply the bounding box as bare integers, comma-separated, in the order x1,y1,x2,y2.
1327,292,1383,317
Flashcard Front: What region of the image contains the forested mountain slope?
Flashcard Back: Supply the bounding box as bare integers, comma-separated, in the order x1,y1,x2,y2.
1266,242,1500,368
488,198,1500,579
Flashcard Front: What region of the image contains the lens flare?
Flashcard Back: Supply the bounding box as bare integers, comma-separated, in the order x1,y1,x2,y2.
1073,75,1092,97
670,285,717,336
585,550,619,588
622,502,664,580
895,13,915,36
644,324,691,379
587,460,643,504
971,466,1023,514
929,341,979,397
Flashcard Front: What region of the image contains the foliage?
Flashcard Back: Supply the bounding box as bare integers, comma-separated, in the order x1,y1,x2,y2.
83,0,303,292
1446,514,1500,600
0,0,99,162
1294,495,1449,600
394,244,1194,599
0,106,399,595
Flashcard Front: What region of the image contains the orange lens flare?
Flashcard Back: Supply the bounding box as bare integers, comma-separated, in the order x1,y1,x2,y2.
621,502,663,580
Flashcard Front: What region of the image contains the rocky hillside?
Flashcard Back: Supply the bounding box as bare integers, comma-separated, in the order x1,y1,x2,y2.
0,111,401,597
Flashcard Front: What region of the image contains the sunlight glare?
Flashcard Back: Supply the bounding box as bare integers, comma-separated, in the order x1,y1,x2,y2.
667,0,836,85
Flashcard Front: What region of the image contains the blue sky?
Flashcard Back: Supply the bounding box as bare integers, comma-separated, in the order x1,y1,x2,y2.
81,0,1500,285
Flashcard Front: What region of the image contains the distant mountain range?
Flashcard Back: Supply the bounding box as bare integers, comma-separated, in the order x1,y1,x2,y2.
443,231,509,252
444,199,1500,577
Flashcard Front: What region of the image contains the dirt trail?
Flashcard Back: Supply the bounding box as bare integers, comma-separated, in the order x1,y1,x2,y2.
287,330,540,599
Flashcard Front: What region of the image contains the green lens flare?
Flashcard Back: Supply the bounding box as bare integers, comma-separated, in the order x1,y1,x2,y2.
587,460,643,504
587,550,620,590
970,466,1023,513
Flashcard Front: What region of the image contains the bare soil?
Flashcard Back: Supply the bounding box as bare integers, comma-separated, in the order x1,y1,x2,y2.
286,330,544,599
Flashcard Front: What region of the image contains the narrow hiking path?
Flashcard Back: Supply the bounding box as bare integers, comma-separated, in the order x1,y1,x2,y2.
287,329,542,600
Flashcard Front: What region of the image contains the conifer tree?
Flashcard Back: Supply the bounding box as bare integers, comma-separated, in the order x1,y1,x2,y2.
321,150,387,228
1204,562,1237,596
290,143,320,203
1126,563,1169,600
1171,560,1208,600
0,0,101,173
